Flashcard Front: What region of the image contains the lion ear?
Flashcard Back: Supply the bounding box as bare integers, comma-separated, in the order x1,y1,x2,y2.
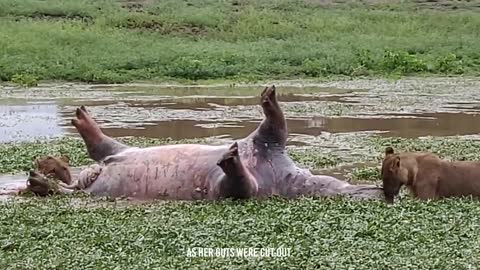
34,158,40,168
60,155,69,164
394,156,401,168
385,147,394,156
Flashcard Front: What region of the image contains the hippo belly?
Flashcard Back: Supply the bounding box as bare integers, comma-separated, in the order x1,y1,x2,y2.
84,144,229,200
57,86,385,202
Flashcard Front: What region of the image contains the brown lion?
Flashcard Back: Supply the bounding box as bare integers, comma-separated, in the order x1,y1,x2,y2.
381,146,480,203
35,155,72,185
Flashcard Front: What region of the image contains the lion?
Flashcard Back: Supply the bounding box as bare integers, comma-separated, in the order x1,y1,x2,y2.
34,155,100,191
381,146,480,203
35,155,72,185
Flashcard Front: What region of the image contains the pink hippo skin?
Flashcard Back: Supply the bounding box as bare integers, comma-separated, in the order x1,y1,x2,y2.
55,86,384,201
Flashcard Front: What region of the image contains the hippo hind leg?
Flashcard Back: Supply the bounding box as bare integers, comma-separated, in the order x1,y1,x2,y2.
216,142,259,199
71,106,129,162
249,85,287,147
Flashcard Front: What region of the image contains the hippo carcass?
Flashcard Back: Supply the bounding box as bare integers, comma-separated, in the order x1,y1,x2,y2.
37,86,385,201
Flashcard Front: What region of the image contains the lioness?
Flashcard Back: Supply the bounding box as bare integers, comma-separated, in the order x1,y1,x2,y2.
35,155,72,185
35,156,100,191
381,147,480,203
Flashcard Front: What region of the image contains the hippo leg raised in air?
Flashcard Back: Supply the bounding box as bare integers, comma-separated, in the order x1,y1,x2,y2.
71,105,130,162
217,142,259,199
33,85,384,201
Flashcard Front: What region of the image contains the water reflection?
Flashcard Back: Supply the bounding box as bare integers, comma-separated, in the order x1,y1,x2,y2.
0,104,63,143
1,86,480,143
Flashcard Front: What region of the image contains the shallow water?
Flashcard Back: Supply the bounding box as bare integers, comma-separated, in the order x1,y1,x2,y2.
2,78,480,143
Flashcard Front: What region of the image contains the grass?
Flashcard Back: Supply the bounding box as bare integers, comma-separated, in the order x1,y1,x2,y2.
1,196,480,269
1,0,480,83
3,135,480,268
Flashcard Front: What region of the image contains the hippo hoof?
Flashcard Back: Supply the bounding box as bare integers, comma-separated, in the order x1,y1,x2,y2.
74,106,89,123
75,107,83,119
217,142,239,168
261,85,276,106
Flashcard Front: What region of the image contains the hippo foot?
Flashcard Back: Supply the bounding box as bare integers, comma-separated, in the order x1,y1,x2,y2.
254,85,287,146
217,142,239,170
71,106,97,149
260,85,284,121
71,106,100,143
71,105,87,127
260,85,278,109
216,142,258,199
71,106,128,162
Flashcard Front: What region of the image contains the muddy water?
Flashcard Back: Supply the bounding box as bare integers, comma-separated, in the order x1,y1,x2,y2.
2,79,480,143
0,86,349,142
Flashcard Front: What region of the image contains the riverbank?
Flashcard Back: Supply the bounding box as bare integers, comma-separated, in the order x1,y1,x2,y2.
1,0,480,84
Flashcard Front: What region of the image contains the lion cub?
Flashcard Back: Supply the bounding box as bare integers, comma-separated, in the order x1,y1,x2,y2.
381,147,480,203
